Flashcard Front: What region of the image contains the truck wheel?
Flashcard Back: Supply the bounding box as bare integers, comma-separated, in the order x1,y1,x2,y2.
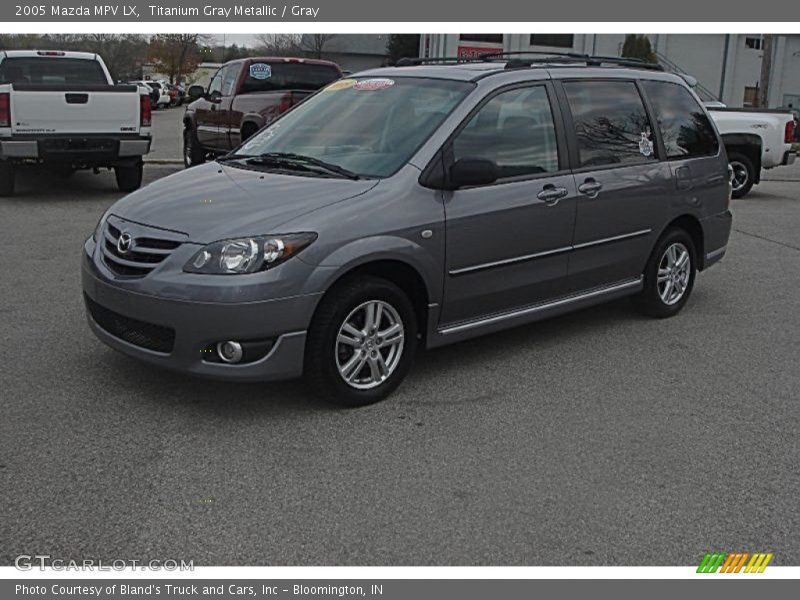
183,128,205,168
0,160,15,196
114,161,143,193
633,228,697,319
304,276,418,407
728,152,755,198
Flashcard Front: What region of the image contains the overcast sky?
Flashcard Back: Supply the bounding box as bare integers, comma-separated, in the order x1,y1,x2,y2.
206,34,263,47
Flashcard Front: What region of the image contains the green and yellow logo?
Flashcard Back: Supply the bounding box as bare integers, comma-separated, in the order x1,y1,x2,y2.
697,552,773,573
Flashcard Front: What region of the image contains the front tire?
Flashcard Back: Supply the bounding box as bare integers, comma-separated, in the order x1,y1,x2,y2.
634,228,697,318
304,277,418,407
183,128,205,168
114,161,143,193
0,160,15,196
728,152,755,198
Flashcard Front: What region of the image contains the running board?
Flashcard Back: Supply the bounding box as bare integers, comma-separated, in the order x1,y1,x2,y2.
430,277,643,346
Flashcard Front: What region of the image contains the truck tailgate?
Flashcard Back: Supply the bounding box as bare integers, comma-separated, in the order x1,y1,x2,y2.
10,85,140,135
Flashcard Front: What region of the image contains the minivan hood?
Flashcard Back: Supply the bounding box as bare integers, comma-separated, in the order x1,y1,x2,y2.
110,161,379,243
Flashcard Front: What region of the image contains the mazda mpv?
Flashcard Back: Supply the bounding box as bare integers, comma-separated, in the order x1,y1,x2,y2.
82,54,733,406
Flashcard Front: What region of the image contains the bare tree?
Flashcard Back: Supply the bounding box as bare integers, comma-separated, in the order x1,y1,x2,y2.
149,34,212,84
253,34,302,56
299,34,337,59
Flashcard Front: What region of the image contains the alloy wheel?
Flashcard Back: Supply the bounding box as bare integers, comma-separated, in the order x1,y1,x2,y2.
335,300,405,390
657,242,691,306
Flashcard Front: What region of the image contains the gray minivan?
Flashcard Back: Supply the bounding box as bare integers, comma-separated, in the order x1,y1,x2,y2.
82,54,732,406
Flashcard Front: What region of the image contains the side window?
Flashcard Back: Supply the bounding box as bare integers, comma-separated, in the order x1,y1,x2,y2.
563,80,656,167
208,68,223,96
221,64,241,97
642,80,719,158
452,86,560,178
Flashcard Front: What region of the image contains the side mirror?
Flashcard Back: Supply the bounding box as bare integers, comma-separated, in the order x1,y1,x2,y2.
448,157,498,189
187,85,204,101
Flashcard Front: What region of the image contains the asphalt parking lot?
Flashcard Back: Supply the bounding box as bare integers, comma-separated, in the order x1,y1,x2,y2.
1,156,798,566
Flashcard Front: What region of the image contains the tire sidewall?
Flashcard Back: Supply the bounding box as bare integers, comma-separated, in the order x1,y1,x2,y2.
642,229,697,317
728,152,754,198
307,278,417,406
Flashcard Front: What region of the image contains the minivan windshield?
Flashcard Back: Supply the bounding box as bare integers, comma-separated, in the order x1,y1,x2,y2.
233,76,473,178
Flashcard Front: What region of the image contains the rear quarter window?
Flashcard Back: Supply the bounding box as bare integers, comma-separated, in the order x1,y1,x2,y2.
239,62,341,94
641,80,719,158
563,80,657,167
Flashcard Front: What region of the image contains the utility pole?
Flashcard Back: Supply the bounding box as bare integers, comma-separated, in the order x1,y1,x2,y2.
758,34,774,108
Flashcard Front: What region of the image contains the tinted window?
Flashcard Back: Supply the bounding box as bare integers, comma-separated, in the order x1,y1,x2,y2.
530,34,574,48
564,80,656,167
239,62,341,94
238,77,471,178
459,34,504,44
452,86,559,178
221,63,241,96
208,69,223,95
642,80,719,158
0,57,107,85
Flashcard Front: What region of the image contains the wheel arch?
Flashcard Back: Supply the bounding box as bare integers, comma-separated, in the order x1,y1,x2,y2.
657,214,706,270
311,257,434,348
721,133,762,183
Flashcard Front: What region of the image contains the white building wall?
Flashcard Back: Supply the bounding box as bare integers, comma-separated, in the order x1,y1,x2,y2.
421,33,800,108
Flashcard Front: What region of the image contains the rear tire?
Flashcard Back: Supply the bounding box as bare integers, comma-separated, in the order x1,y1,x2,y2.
728,152,755,198
633,228,697,318
0,160,15,196
304,277,418,407
183,128,205,168
114,161,143,193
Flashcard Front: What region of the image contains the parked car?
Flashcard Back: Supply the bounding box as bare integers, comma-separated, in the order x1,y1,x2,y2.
182,57,342,167
707,106,796,198
129,80,158,107
129,80,170,109
83,55,732,406
0,50,151,195
146,81,172,109
167,83,185,106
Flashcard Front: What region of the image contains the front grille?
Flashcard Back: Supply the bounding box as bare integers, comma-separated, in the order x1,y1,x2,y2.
102,219,182,278
85,294,175,353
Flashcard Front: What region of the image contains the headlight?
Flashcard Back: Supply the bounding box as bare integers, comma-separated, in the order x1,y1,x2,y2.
92,212,109,242
184,232,317,274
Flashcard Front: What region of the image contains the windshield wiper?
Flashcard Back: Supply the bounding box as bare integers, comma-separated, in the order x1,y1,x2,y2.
242,152,361,180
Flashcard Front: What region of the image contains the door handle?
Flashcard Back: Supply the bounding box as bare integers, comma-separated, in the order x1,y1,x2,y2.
578,178,603,198
537,185,569,206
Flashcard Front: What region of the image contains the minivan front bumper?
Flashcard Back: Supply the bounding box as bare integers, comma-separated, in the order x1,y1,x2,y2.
81,251,322,382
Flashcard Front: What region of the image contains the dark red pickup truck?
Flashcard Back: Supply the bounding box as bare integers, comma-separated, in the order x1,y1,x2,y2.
182,57,342,167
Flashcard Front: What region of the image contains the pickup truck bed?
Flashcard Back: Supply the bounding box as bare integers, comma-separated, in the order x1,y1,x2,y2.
0,50,152,196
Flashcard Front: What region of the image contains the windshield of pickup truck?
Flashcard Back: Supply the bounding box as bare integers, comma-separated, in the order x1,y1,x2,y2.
233,77,473,178
0,57,108,86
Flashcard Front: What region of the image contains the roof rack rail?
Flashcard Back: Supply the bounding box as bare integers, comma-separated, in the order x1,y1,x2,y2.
395,56,498,66
479,51,664,71
395,51,663,72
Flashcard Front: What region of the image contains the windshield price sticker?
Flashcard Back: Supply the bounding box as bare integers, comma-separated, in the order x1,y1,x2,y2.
249,63,272,80
353,78,395,91
324,78,356,92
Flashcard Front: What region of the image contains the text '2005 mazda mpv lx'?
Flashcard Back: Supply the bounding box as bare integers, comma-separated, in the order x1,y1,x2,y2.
82,53,733,406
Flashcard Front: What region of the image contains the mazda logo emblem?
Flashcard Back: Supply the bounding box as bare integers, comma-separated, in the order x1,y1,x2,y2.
117,232,133,254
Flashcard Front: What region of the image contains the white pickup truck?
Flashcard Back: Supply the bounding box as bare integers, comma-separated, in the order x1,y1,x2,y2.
708,106,796,198
0,50,152,196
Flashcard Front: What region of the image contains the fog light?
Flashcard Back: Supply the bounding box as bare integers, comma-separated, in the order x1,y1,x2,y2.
216,340,243,364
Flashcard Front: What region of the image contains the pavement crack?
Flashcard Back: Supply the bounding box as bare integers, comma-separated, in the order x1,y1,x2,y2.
733,227,800,252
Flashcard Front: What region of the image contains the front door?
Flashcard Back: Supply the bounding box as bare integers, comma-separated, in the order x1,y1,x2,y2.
194,67,223,149
441,83,578,325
